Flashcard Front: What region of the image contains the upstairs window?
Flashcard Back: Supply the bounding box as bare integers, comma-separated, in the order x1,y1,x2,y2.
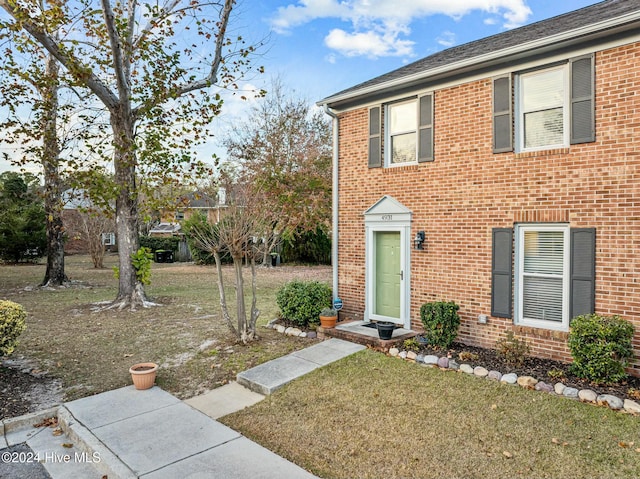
388,100,417,165
492,54,594,154
518,66,568,151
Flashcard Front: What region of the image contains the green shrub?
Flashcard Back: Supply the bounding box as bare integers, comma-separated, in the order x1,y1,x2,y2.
0,300,27,356
568,313,634,384
139,236,179,253
495,331,530,367
276,280,332,328
420,301,460,349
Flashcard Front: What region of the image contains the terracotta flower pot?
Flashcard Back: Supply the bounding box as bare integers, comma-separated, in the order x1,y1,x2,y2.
129,362,158,390
319,315,337,329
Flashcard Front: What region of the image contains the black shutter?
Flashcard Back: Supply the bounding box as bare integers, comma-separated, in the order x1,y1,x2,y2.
368,106,382,168
491,228,513,318
418,93,434,163
570,228,596,319
570,54,595,144
492,76,512,153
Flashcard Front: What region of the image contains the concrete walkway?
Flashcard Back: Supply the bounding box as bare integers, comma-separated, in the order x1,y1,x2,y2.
1,338,365,479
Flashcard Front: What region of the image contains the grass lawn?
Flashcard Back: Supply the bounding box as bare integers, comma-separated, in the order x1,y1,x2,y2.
0,254,330,401
222,350,640,479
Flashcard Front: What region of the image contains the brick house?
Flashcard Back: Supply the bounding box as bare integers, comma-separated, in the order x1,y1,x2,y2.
318,1,640,374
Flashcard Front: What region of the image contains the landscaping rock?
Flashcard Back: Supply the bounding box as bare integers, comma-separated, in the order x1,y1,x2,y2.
448,359,459,370
474,366,489,378
554,383,566,395
389,348,399,357
517,376,538,389
437,357,449,369
299,332,307,338
500,373,517,384
284,327,293,335
276,325,286,333
563,387,579,399
416,354,425,364
488,370,502,381
597,394,624,410
399,351,408,359
287,327,302,337
406,351,417,361
459,364,474,375
623,399,640,414
578,389,598,403
535,381,554,393
306,331,317,339
423,355,439,366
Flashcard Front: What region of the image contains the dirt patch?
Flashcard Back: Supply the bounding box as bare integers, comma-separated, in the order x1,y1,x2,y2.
0,359,63,419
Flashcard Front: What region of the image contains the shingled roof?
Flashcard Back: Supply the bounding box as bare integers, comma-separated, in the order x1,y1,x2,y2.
320,0,640,109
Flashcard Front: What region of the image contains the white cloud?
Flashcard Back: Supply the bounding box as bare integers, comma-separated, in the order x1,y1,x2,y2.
436,31,456,48
271,0,532,58
325,28,415,58
484,17,498,25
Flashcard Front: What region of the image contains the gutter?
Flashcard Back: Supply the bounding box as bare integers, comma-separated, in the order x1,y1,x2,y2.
320,10,640,108
323,104,339,302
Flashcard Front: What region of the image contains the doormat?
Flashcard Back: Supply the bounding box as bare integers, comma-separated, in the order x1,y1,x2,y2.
361,322,398,329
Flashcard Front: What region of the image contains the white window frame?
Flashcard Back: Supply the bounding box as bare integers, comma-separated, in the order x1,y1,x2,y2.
385,98,418,167
514,223,570,331
516,64,570,153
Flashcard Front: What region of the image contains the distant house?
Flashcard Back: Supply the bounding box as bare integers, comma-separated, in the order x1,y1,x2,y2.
62,189,116,254
318,1,640,374
160,189,228,226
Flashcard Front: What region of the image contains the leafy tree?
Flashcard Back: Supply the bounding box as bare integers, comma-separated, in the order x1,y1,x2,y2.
223,78,332,264
0,172,46,262
0,0,262,308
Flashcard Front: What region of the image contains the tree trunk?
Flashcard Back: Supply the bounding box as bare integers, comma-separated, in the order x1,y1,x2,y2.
234,256,249,343
213,251,236,335
111,108,147,308
40,53,67,287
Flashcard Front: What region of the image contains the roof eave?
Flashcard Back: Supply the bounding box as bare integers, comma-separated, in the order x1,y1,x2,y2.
318,10,640,110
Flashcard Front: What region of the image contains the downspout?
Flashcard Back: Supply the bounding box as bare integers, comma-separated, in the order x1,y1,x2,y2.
323,104,339,302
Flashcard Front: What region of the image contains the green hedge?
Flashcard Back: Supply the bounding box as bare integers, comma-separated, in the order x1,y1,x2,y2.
420,301,460,349
568,314,635,384
0,300,27,356
276,280,332,328
139,236,179,252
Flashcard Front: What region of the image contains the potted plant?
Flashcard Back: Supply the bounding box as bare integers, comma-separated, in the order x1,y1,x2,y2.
319,307,338,328
376,321,396,340
129,362,158,390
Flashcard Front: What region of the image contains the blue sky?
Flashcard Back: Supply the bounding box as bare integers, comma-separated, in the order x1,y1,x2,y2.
251,0,599,103
0,0,599,173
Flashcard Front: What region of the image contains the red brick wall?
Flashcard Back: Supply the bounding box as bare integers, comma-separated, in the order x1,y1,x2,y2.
336,41,640,375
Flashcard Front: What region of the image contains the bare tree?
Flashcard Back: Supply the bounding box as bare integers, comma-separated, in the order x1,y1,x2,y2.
1,0,262,308
186,185,272,343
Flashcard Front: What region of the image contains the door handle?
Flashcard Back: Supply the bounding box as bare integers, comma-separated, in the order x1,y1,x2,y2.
400,270,403,280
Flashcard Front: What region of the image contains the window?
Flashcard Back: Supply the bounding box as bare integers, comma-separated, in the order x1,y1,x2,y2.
492,54,595,154
388,100,417,164
368,93,433,168
517,66,568,151
515,224,569,330
175,210,185,221
101,232,115,246
492,225,595,331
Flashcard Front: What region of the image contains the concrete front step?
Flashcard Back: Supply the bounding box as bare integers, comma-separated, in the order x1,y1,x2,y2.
236,338,366,395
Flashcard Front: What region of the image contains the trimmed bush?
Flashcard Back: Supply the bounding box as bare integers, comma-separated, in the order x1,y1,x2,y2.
568,313,635,384
495,331,530,367
276,280,332,328
0,300,27,356
139,236,179,253
420,301,460,349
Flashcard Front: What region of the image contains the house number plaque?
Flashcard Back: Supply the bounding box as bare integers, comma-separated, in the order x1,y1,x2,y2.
381,215,393,221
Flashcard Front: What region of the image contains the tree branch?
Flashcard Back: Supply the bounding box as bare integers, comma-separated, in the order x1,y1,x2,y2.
0,0,119,110
100,0,129,112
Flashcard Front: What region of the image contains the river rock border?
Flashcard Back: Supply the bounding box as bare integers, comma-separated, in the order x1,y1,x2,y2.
388,347,640,416
265,319,317,339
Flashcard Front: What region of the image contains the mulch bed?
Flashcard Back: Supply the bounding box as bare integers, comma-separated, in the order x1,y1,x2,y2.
418,341,640,402
0,366,41,419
